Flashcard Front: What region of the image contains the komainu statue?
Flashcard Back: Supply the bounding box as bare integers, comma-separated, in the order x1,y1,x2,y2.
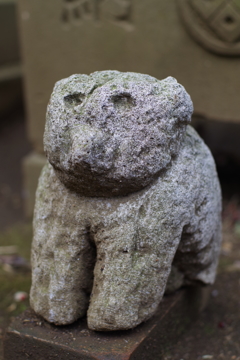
30,71,222,331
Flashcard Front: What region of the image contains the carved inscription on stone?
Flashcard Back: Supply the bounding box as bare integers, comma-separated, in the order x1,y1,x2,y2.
62,0,133,30
61,0,98,23
177,0,240,55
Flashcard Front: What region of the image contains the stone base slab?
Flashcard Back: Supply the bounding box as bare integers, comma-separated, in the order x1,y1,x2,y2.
4,286,209,360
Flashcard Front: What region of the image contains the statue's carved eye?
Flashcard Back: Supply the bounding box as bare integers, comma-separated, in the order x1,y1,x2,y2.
111,93,135,107
64,93,85,106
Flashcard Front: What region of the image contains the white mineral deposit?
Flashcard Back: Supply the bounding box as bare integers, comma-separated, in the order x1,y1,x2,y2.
30,71,222,331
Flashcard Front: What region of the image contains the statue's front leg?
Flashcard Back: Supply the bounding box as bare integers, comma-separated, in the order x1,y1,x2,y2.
30,163,96,325
87,212,181,331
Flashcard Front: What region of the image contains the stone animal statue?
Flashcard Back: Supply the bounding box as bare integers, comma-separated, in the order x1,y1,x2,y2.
30,71,222,331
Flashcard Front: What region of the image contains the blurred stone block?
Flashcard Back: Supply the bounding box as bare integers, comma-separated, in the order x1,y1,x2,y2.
0,78,22,118
4,286,209,360
0,1,22,116
22,152,46,218
0,1,19,67
17,0,240,154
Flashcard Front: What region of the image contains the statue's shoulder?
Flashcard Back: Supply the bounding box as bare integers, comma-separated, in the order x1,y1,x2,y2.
37,161,64,194
182,125,213,161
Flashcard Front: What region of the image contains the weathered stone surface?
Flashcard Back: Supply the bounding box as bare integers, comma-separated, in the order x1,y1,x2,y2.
44,71,192,197
30,71,222,331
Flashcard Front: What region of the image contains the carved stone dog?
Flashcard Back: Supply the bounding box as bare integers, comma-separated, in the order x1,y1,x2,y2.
30,71,222,331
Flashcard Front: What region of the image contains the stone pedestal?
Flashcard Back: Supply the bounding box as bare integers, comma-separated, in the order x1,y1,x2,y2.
4,286,209,360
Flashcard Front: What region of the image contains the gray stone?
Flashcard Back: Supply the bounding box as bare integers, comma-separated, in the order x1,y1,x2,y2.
44,71,193,197
30,71,222,331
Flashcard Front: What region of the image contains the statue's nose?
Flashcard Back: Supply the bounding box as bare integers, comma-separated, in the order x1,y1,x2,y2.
69,124,94,155
71,134,93,160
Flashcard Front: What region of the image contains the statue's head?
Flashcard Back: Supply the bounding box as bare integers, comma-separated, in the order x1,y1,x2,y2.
44,71,193,197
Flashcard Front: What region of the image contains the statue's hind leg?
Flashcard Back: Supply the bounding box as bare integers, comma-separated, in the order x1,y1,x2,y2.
172,199,222,286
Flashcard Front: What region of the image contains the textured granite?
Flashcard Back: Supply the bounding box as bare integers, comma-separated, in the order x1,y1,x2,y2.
30,71,222,331
44,71,193,197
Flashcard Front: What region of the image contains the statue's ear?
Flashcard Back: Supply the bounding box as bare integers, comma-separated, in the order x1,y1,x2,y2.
161,77,193,126
174,93,193,126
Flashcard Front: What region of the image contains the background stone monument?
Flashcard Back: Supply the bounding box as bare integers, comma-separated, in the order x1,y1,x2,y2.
17,0,239,215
